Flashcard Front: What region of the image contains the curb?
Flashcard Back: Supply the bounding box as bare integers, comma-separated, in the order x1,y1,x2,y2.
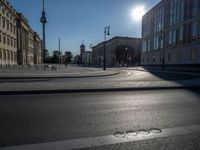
0,71,120,79
0,85,200,95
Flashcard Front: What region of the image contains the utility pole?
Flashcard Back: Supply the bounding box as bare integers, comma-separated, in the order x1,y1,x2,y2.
40,0,47,63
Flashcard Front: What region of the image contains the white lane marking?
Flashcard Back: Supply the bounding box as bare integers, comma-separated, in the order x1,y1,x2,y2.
1,125,200,150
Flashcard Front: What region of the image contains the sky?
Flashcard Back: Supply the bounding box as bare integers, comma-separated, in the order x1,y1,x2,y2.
9,0,160,56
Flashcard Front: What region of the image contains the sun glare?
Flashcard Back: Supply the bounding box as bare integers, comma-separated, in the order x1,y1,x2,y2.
131,5,145,21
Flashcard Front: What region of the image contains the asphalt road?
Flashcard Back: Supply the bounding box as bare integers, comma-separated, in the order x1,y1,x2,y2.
0,69,199,83
1,89,200,149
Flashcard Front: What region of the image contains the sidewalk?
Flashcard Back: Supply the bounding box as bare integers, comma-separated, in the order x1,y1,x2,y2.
1,66,200,94
126,66,200,76
0,77,200,94
0,66,119,79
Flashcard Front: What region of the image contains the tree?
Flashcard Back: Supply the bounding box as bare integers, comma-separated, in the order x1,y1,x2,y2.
42,49,51,63
63,51,73,65
51,50,62,64
115,45,136,66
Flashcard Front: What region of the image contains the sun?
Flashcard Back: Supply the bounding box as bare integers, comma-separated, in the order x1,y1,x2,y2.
131,5,145,21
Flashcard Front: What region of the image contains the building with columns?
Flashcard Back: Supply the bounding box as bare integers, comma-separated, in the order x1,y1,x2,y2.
0,0,17,66
0,0,42,67
17,13,42,65
34,32,42,64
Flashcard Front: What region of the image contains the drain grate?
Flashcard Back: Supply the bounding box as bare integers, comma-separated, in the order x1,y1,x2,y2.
114,128,162,138
126,130,138,136
137,129,150,135
149,128,162,134
114,131,125,138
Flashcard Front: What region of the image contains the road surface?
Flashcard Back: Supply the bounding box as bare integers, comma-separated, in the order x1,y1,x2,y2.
0,88,200,149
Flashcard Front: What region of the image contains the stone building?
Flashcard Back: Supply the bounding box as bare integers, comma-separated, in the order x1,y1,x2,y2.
92,36,141,67
16,13,42,65
0,0,42,67
0,0,17,66
82,51,92,66
141,0,200,71
79,42,85,64
28,28,34,65
34,32,42,64
16,13,30,65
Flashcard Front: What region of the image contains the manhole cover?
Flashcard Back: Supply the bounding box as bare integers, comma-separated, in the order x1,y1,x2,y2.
126,130,138,136
149,128,162,133
138,129,150,135
114,131,125,138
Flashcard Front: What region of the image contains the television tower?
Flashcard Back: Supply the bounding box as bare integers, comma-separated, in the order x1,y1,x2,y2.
40,0,47,52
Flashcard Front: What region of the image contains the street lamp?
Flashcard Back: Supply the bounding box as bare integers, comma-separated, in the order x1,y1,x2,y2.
89,44,93,67
161,32,165,70
103,26,110,70
59,38,61,69
125,47,128,67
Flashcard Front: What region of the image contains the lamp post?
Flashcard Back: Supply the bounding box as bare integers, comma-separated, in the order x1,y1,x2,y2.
59,38,61,69
125,47,128,67
89,44,93,67
161,32,165,70
103,26,110,70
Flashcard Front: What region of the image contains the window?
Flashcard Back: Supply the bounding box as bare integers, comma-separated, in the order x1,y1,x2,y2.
3,34,6,44
170,0,185,26
3,50,6,60
10,23,12,33
7,36,9,46
142,39,151,53
154,7,164,33
179,26,184,41
14,40,16,48
6,20,9,30
168,29,177,45
142,18,151,37
191,48,196,60
154,34,163,50
13,26,16,35
7,51,10,60
192,0,200,16
11,38,13,47
168,53,171,62
2,17,5,28
168,31,173,44
177,50,183,61
192,20,200,41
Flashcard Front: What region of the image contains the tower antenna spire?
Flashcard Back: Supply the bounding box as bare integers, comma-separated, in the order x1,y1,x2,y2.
43,0,45,11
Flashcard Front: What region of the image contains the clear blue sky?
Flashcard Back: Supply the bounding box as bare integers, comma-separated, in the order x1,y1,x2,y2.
9,0,159,55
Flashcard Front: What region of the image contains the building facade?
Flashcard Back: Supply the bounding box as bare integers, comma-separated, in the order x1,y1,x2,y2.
79,43,85,64
82,51,92,66
73,55,80,64
34,32,42,64
0,0,17,66
92,36,141,67
17,13,42,65
141,0,200,70
0,0,42,67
